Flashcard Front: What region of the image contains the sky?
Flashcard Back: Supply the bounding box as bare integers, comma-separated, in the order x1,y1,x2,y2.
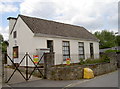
0,0,119,40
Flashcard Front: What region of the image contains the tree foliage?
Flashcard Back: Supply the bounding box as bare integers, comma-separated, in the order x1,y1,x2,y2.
94,30,116,49
0,34,3,43
2,41,8,52
0,34,8,52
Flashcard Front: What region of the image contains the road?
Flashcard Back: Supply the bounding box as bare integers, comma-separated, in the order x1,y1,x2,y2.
5,69,118,88
66,70,119,88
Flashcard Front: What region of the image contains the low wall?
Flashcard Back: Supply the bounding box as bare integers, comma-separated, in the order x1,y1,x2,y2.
47,62,117,80
44,52,118,80
117,52,120,68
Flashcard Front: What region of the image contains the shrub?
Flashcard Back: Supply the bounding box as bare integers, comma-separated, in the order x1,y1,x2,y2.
79,58,85,65
84,59,104,64
79,55,110,65
100,55,110,63
105,49,120,53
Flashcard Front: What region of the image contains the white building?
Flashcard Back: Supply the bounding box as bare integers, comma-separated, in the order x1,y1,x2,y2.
7,14,99,66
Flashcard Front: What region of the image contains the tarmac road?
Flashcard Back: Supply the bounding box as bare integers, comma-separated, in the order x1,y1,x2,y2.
66,70,119,88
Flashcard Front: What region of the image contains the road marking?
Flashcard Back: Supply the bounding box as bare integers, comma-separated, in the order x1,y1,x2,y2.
62,80,90,89
62,70,118,89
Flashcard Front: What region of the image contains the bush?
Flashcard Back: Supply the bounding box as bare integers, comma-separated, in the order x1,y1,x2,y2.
79,58,85,65
79,55,110,65
84,59,104,64
105,49,120,53
100,55,110,63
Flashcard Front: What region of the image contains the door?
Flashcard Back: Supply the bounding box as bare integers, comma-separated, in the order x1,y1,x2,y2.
47,40,53,52
90,43,94,58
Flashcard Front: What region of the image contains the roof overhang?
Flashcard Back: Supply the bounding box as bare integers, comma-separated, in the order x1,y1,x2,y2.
34,33,99,42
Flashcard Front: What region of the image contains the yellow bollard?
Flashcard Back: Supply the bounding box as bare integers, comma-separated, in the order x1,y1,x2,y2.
83,68,94,79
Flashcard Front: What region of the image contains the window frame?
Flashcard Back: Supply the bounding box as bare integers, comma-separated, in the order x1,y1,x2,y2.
78,42,85,59
62,41,70,61
13,31,17,38
13,46,19,58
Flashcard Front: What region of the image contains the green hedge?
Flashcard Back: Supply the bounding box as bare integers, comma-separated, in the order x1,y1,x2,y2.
79,55,110,65
105,49,120,53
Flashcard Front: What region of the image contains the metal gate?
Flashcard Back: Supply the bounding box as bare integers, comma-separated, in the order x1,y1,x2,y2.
3,52,45,83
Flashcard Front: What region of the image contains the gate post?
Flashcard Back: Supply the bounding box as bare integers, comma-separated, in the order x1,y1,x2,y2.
107,52,117,64
0,44,3,83
106,53,117,70
26,52,29,81
44,52,54,79
116,52,120,68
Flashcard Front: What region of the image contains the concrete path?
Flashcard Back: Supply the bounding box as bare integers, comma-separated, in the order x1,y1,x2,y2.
3,68,40,85
7,70,118,88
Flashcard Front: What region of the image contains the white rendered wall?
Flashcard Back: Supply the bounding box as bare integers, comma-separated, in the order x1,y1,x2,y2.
7,16,100,66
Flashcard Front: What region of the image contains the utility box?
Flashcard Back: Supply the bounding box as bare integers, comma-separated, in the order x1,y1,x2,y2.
83,68,94,79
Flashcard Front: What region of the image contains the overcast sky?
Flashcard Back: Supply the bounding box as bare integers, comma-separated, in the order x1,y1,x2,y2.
0,0,119,40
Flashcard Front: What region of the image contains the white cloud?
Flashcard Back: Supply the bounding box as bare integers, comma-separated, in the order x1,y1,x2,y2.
0,2,18,13
20,0,58,19
0,26,9,40
0,0,118,40
1,0,24,3
19,0,118,32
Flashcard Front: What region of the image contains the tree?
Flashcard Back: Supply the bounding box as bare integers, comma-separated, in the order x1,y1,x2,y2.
94,30,116,49
0,34,3,43
0,34,8,52
2,41,9,52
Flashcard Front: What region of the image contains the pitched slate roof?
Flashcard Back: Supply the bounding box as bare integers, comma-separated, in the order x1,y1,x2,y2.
19,15,98,41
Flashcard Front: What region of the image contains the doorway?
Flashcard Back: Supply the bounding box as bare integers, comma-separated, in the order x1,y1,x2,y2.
90,43,94,58
47,40,53,52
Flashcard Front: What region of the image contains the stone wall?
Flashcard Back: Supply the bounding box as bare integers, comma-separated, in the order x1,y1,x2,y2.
105,52,120,68
47,66,83,80
46,53,118,80
47,62,117,80
117,52,120,68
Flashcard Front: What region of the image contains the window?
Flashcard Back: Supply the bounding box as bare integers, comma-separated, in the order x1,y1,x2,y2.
13,31,17,38
90,43,94,58
13,46,19,58
78,42,84,59
62,41,70,61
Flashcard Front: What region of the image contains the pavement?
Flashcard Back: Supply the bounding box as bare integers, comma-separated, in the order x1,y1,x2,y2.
0,67,41,89
2,69,118,88
2,68,40,84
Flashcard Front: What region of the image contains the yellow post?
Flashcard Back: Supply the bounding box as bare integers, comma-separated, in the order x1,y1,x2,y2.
83,68,94,79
